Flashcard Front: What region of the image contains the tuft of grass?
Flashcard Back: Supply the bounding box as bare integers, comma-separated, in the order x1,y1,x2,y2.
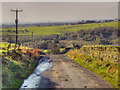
43,50,48,53
60,48,64,52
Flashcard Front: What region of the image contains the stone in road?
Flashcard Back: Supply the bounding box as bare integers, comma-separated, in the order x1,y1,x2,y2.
40,55,112,88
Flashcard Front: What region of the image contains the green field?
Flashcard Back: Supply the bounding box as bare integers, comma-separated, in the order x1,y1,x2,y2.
1,21,119,88
2,21,119,36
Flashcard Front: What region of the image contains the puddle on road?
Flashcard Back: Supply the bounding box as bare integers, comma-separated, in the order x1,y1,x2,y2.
19,57,52,89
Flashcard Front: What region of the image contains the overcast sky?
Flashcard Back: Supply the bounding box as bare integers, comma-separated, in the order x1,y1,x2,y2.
2,2,118,24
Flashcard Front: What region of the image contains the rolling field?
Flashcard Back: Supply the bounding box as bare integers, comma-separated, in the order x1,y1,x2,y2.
2,21,119,36
1,21,120,88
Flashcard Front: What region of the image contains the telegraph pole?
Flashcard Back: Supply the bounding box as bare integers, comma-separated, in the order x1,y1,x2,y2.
32,32,33,41
11,9,23,45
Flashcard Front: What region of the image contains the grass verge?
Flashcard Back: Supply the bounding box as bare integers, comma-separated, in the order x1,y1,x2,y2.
1,42,41,88
66,49,118,88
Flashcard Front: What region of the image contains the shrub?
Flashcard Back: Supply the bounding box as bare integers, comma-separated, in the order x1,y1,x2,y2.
50,44,60,54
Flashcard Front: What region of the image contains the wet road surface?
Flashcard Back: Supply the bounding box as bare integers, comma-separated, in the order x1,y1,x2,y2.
40,54,112,88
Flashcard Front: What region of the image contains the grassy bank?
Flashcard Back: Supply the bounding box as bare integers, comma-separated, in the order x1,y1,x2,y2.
66,45,119,88
1,42,41,88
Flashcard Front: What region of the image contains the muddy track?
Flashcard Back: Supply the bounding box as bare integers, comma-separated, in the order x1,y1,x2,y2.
40,54,112,88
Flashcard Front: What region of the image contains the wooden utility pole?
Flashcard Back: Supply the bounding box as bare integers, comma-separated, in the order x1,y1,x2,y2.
32,32,33,41
11,9,23,45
